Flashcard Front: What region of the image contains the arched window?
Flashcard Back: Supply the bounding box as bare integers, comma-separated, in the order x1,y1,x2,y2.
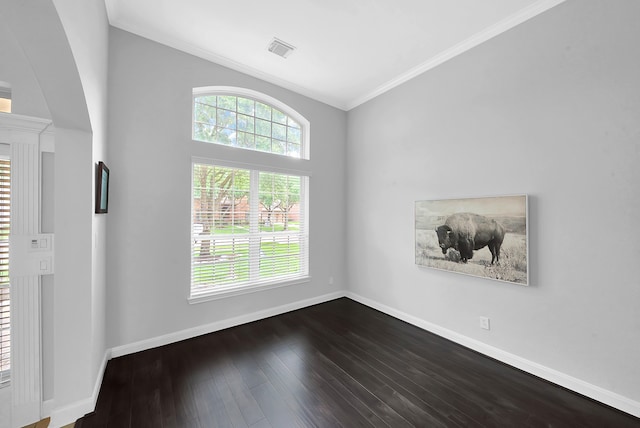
190,87,310,301
193,87,310,160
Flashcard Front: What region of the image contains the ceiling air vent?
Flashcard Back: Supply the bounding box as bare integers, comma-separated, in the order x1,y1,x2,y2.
268,38,295,59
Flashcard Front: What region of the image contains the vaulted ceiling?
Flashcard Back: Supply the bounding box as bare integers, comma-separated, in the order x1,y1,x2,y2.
105,0,564,110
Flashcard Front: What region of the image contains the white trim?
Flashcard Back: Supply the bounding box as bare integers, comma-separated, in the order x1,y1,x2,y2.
112,291,345,358
44,292,345,425
41,399,53,419
192,155,312,177
345,291,640,418
189,276,311,304
0,112,51,134
44,288,639,425
48,349,111,428
40,126,55,153
110,1,564,111
49,397,92,428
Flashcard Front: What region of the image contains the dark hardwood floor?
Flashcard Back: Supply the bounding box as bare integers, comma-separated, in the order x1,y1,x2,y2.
76,298,640,427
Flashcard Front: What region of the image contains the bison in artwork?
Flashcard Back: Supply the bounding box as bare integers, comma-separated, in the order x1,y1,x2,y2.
435,213,505,264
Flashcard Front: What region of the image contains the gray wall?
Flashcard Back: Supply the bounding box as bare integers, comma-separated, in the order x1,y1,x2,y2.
347,0,640,403
106,28,347,349
53,0,111,401
2,0,110,418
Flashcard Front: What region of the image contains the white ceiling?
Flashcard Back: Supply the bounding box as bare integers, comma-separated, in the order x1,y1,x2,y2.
104,0,564,110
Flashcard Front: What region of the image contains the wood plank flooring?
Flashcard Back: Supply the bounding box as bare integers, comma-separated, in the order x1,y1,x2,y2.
76,298,640,427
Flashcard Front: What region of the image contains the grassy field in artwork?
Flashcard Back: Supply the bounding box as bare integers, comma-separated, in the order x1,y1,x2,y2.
416,229,528,285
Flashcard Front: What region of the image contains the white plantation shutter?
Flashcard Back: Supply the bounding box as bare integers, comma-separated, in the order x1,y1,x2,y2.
191,162,309,297
0,158,9,385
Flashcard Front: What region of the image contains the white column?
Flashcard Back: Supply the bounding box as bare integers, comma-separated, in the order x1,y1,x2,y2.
0,113,51,428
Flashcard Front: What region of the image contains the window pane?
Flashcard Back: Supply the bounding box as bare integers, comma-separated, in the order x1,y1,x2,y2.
192,163,214,235
256,102,271,120
237,114,254,133
272,123,286,141
192,166,246,234
217,127,236,145
255,119,271,137
237,132,255,150
196,95,216,107
237,97,254,115
258,173,300,232
272,140,286,155
194,123,216,142
192,164,307,295
194,101,217,126
260,236,300,280
212,168,249,234
287,143,300,158
194,101,217,142
259,172,277,231
192,237,250,287
287,127,300,144
217,109,236,130
272,109,287,125
256,136,271,152
218,96,237,111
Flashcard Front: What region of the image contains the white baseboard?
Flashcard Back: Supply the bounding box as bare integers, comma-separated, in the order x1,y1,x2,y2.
48,349,112,428
44,290,637,424
345,291,640,418
44,291,345,427
111,290,346,358
41,399,53,419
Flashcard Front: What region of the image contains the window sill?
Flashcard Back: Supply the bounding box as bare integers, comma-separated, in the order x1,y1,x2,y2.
188,276,311,304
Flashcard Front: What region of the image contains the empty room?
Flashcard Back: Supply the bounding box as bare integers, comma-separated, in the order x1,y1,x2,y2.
0,0,638,427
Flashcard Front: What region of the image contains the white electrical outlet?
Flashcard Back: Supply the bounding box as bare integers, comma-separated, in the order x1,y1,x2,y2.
329,276,334,285
480,316,490,330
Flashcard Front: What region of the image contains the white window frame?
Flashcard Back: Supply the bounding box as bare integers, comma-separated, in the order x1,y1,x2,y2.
189,87,311,303
193,86,311,160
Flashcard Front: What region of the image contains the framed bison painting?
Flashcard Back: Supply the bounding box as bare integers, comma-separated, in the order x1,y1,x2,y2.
415,195,528,285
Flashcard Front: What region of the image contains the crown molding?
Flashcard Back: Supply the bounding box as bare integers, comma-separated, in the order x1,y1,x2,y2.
346,0,566,110
108,0,565,112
